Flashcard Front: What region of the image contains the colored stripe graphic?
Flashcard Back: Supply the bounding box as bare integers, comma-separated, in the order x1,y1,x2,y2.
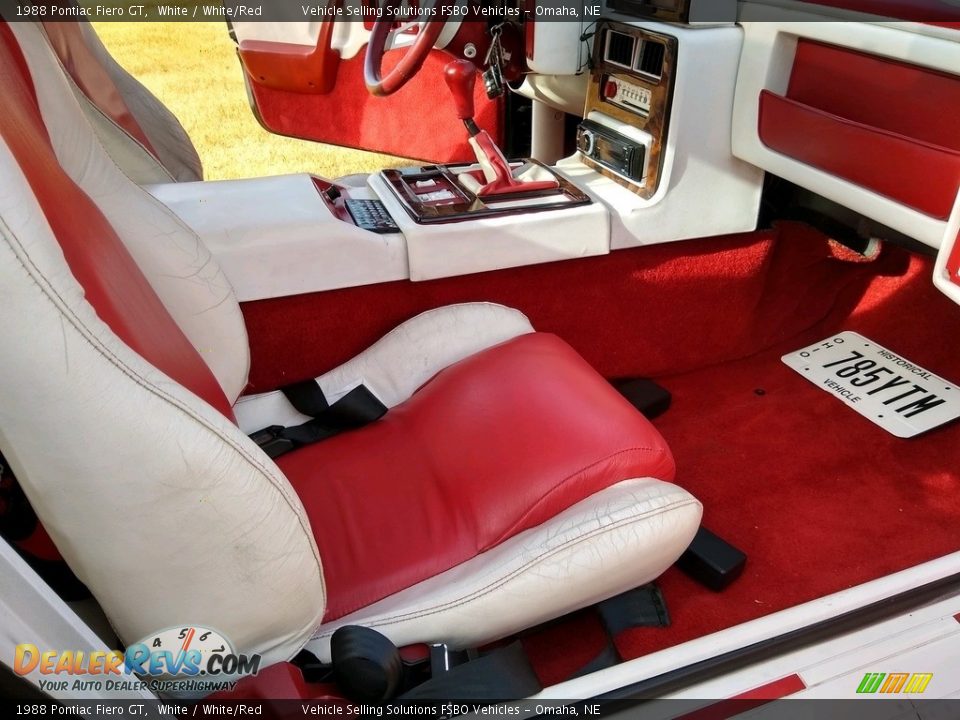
880,673,909,693
903,673,933,694
857,672,932,694
857,673,885,694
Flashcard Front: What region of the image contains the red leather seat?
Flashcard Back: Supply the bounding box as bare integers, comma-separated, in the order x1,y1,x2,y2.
279,332,675,620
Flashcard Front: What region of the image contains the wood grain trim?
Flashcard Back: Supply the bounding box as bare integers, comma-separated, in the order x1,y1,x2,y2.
583,22,678,199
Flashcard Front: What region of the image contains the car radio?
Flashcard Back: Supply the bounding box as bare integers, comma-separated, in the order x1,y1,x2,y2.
576,116,650,185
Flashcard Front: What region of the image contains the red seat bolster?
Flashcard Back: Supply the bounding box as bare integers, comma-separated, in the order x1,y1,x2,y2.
0,23,232,419
278,333,676,621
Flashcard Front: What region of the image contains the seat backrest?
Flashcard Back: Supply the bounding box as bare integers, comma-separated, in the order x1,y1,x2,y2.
0,22,324,665
41,19,204,183
16,21,249,404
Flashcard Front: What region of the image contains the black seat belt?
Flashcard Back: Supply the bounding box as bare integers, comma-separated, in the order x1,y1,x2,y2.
249,379,387,459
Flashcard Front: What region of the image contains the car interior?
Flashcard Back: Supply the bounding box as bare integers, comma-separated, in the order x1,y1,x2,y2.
1,0,960,703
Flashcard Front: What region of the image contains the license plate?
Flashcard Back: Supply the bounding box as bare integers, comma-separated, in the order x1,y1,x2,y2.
782,332,960,438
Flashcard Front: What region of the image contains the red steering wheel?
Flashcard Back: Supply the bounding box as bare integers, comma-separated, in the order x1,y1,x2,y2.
364,2,455,96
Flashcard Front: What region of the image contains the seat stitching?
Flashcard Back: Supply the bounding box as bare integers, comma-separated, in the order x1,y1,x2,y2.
32,25,250,393
36,25,242,317
73,80,176,183
36,27,176,185
488,445,671,548
315,494,698,635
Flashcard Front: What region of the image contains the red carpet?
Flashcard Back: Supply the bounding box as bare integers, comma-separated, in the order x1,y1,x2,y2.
618,245,960,654
241,224,889,392
527,240,960,685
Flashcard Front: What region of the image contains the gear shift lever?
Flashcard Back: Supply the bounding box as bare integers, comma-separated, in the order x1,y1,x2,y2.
444,60,481,136
443,60,558,197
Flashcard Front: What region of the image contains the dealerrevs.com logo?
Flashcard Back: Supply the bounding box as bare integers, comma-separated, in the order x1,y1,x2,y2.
14,626,261,694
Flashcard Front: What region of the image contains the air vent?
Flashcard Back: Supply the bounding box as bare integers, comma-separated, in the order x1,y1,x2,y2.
637,40,666,78
605,31,636,68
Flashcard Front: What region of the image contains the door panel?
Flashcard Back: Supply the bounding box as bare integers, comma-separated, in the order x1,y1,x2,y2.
231,22,502,163
245,49,502,163
787,39,960,151
756,37,960,221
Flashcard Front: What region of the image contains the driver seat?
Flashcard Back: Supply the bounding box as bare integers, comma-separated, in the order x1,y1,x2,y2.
0,20,702,672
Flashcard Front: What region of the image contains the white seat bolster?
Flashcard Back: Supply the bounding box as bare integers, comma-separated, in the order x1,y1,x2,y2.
233,302,534,433
303,478,703,662
13,22,250,403
69,83,176,186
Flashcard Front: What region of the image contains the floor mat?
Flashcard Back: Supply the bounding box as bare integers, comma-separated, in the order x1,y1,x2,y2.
528,243,960,685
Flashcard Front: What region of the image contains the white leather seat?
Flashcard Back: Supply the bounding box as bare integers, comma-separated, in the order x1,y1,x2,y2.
0,20,702,675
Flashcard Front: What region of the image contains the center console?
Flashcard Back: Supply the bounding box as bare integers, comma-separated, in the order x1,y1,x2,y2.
369,166,609,282
360,58,610,281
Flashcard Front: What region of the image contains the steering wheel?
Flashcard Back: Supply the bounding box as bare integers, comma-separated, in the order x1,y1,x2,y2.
364,1,455,96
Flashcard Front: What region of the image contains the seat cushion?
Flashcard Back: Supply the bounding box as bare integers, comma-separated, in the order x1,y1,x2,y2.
277,332,675,621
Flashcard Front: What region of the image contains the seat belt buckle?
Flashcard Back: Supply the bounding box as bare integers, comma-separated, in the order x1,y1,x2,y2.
249,426,295,459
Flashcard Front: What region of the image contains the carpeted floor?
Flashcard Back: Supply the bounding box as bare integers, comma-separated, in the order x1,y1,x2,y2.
243,223,894,391
525,234,960,685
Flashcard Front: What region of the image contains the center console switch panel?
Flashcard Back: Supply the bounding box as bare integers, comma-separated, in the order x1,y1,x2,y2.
344,198,401,234
368,167,609,282
380,161,591,225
